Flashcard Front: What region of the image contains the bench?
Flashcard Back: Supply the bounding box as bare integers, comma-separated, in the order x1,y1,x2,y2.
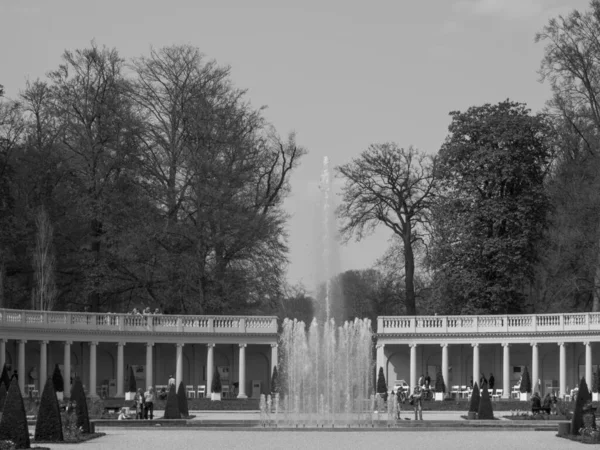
103,399,134,414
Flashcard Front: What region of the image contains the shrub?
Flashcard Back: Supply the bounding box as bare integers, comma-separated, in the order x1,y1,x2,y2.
60,410,82,442
211,369,222,394
176,382,189,418
127,366,136,393
435,370,446,393
0,366,10,392
376,367,387,394
271,366,279,395
163,384,180,419
571,377,591,435
0,440,15,450
0,384,6,413
477,380,494,419
468,382,480,413
520,367,531,394
69,378,90,434
0,378,31,449
51,365,63,393
34,377,63,442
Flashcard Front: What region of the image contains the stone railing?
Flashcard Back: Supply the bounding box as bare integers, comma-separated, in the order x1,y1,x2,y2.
0,308,278,334
378,312,600,334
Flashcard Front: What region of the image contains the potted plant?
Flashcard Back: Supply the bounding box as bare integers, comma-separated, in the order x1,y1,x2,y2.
211,369,222,401
434,370,445,401
592,371,600,402
52,364,64,401
520,366,531,401
125,366,136,400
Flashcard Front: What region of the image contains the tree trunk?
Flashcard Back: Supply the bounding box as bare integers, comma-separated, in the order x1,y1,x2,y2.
593,244,600,312
0,258,4,308
403,229,416,316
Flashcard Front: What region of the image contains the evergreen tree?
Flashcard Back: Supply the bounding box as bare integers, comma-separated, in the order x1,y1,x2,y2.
34,377,63,442
0,378,31,449
520,367,531,394
0,383,6,413
477,380,494,419
468,382,480,413
51,364,63,393
128,366,137,393
376,367,387,394
271,366,279,395
70,377,90,433
176,382,189,418
0,365,10,391
571,377,592,435
434,370,445,394
211,369,222,394
163,384,181,419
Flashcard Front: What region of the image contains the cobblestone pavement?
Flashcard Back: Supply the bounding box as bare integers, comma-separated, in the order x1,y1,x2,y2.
39,429,583,450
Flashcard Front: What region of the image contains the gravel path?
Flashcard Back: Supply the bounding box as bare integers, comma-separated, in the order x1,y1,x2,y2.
38,429,584,450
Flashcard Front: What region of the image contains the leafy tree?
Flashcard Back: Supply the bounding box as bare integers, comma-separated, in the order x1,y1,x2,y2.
434,370,445,394
70,378,90,433
468,382,480,413
211,369,222,394
520,367,532,394
277,283,317,328
31,206,57,310
52,364,63,393
430,101,552,314
571,377,592,435
34,377,63,442
477,380,494,419
163,384,180,419
127,366,136,393
270,366,279,395
337,144,436,315
0,378,30,449
176,381,189,418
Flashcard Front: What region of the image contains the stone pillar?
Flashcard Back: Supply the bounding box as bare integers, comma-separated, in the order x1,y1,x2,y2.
18,340,26,394
40,340,48,391
0,339,6,370
559,342,566,398
238,343,247,399
206,344,215,396
441,343,449,397
502,343,510,398
89,342,98,398
116,342,125,397
146,343,154,390
176,343,184,389
531,342,539,394
270,344,278,374
376,344,385,373
63,341,71,398
409,344,417,390
472,343,480,390
585,341,592,390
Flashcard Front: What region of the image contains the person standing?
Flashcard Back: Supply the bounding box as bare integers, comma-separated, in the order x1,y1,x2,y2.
424,373,431,389
134,388,145,419
418,374,424,388
480,372,487,387
168,374,175,387
409,386,423,420
144,387,155,420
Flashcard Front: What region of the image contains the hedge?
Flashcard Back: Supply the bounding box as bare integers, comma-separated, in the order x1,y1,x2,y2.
0,384,6,413
176,382,189,418
468,382,480,413
211,369,222,394
571,377,591,435
51,365,63,393
0,378,31,449
163,384,180,419
34,377,63,442
70,378,90,433
477,380,494,419
0,366,10,392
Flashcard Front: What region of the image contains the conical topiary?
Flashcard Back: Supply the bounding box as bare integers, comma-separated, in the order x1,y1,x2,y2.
571,377,592,435
0,378,31,449
128,366,137,393
163,384,181,419
520,367,531,394
477,380,494,419
211,369,222,394
70,377,90,433
468,382,480,413
0,364,10,391
0,383,6,413
52,364,63,393
176,382,189,418
34,377,63,442
593,371,600,394
435,370,446,394
376,367,387,394
271,366,279,395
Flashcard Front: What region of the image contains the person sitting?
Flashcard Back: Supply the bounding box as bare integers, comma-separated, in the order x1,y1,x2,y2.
531,392,542,414
118,407,131,420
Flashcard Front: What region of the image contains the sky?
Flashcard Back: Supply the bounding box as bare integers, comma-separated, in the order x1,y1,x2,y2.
0,0,591,294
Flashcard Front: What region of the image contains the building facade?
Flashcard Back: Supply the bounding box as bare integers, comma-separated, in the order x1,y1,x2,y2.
0,308,278,399
376,313,600,398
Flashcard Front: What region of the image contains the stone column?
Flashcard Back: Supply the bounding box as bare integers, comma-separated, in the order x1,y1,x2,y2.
559,342,566,398
376,344,385,374
40,340,48,391
116,342,125,397
531,342,539,394
502,343,510,398
63,341,71,398
0,339,6,371
585,341,592,390
18,340,26,394
409,344,417,390
238,343,247,399
472,343,480,390
441,343,449,397
206,344,215,396
176,343,184,389
270,344,278,374
146,343,154,390
89,342,98,398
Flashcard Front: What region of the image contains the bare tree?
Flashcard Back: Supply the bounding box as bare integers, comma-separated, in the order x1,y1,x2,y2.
336,144,436,315
32,207,57,310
